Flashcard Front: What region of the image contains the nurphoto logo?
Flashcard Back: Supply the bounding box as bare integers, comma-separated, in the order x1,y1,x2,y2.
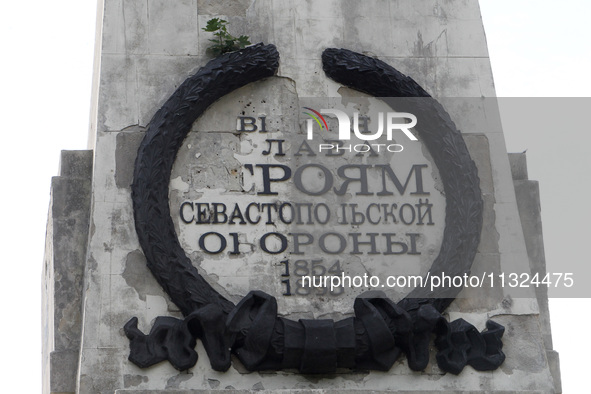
303,107,418,153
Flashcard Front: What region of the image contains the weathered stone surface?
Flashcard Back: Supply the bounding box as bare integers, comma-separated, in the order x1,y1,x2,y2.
42,150,93,394
148,0,198,56
41,1,561,393
197,0,252,16
116,131,144,188
547,350,562,394
48,350,79,393
115,391,552,394
511,152,561,393
509,152,528,181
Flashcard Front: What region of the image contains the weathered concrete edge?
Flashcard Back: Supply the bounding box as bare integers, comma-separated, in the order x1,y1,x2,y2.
42,150,93,394
114,390,553,394
510,152,562,394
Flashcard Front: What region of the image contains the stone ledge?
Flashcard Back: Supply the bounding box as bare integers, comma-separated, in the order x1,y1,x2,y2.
114,390,553,394
43,149,93,394
49,350,78,393
58,150,93,178
509,152,528,180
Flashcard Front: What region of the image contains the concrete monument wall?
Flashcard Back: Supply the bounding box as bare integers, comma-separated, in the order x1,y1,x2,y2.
42,1,561,393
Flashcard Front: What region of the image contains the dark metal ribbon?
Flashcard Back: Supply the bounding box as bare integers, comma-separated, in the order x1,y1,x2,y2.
125,290,505,374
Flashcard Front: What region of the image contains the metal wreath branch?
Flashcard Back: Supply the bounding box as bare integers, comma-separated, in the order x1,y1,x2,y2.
125,43,505,375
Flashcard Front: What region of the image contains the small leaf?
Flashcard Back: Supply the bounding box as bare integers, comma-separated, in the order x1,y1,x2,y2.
237,35,251,48
203,17,222,32
202,17,250,56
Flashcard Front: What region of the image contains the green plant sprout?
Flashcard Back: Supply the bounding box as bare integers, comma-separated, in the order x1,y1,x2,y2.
202,18,251,56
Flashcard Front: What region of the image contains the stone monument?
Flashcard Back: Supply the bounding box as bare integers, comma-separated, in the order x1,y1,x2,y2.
42,0,561,393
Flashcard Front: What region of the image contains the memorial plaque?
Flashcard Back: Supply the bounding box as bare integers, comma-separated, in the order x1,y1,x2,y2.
171,88,447,317
124,45,503,375
41,1,562,393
